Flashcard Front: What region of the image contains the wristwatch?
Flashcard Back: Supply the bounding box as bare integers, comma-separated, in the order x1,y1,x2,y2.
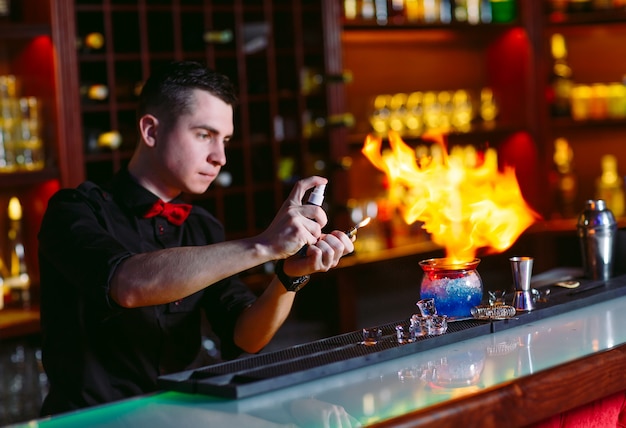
274,259,310,292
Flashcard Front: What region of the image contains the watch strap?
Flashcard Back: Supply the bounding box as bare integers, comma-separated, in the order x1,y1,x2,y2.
274,259,310,292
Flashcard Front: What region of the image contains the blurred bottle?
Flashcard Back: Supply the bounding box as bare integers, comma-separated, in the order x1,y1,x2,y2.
374,0,388,24
0,74,18,172
607,82,626,119
388,93,407,133
423,0,440,23
422,91,441,130
300,68,352,96
389,0,406,23
589,83,609,120
451,89,473,132
0,255,7,309
15,97,44,171
302,112,354,138
548,33,573,117
343,0,358,20
405,0,424,22
440,0,453,22
480,87,498,123
0,0,11,21
76,32,105,53
467,0,481,24
362,0,376,19
490,0,516,22
203,29,234,44
97,130,122,150
80,83,109,103
596,154,625,217
404,91,424,136
6,197,30,309
552,137,578,218
370,94,391,134
570,84,592,121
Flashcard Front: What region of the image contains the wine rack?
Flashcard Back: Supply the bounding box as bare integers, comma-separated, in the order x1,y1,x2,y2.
73,0,351,240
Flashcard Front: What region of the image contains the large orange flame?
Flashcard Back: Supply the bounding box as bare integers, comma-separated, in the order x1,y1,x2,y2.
362,130,540,263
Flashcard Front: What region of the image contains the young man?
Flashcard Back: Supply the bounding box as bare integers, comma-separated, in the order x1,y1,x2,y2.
38,61,354,415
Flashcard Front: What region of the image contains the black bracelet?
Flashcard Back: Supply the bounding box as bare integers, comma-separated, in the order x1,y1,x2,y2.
274,259,310,292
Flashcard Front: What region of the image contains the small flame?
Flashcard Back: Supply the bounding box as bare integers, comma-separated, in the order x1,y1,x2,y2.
358,217,372,228
346,216,372,239
362,130,540,263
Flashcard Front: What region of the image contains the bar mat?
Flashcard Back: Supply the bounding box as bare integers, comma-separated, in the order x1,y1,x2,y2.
158,272,626,399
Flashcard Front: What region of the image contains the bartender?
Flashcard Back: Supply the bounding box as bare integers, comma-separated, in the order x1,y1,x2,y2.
37,61,354,416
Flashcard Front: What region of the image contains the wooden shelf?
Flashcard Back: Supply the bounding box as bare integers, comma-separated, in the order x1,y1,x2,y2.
0,306,40,340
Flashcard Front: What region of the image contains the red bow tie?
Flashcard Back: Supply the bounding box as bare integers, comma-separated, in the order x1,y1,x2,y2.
143,199,192,226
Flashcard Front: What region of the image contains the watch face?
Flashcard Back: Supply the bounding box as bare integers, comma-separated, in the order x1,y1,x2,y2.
290,275,310,292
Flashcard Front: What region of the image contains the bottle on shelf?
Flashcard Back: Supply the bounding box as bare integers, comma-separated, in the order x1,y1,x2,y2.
302,112,355,138
451,89,473,132
404,91,424,136
489,0,516,23
203,29,234,44
80,83,109,103
548,33,573,118
551,137,578,219
440,0,453,23
479,87,498,123
343,0,358,20
6,196,30,309
374,0,388,24
76,32,105,53
15,97,44,171
596,154,625,217
361,0,376,20
0,74,18,172
389,0,406,23
300,68,353,96
97,130,122,150
369,94,391,135
454,0,469,21
0,0,10,20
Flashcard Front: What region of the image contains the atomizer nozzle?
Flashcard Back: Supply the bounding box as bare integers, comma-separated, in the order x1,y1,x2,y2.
307,184,326,206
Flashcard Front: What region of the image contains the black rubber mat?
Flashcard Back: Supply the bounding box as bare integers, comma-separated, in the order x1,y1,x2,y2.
158,271,626,399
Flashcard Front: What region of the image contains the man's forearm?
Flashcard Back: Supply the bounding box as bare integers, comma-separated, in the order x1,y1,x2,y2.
233,277,295,354
110,238,270,307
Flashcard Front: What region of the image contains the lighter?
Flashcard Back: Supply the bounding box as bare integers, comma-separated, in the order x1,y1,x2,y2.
345,217,371,239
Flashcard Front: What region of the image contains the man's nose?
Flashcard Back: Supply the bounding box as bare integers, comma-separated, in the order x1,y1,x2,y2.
209,143,226,166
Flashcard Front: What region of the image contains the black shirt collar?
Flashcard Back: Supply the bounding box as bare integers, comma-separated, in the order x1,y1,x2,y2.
109,168,187,218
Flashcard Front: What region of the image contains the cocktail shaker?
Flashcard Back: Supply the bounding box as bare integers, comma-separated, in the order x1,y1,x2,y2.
577,199,617,281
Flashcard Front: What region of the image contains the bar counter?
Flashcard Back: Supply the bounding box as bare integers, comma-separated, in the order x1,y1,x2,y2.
15,291,626,427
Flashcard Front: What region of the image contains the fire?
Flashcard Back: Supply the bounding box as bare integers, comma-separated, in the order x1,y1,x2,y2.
362,130,540,263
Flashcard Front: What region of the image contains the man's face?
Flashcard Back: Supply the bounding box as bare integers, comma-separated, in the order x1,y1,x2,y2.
155,89,234,195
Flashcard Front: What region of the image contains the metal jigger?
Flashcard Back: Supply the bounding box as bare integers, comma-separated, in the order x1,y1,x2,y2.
510,256,534,312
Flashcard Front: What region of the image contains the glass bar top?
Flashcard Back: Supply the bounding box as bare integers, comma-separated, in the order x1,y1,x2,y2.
19,294,626,428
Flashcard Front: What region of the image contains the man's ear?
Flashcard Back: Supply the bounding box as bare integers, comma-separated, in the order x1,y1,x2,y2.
138,114,159,147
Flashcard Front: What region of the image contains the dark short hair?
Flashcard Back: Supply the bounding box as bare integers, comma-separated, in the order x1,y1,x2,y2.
137,61,238,131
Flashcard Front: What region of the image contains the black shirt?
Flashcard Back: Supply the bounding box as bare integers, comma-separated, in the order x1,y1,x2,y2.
38,168,257,415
